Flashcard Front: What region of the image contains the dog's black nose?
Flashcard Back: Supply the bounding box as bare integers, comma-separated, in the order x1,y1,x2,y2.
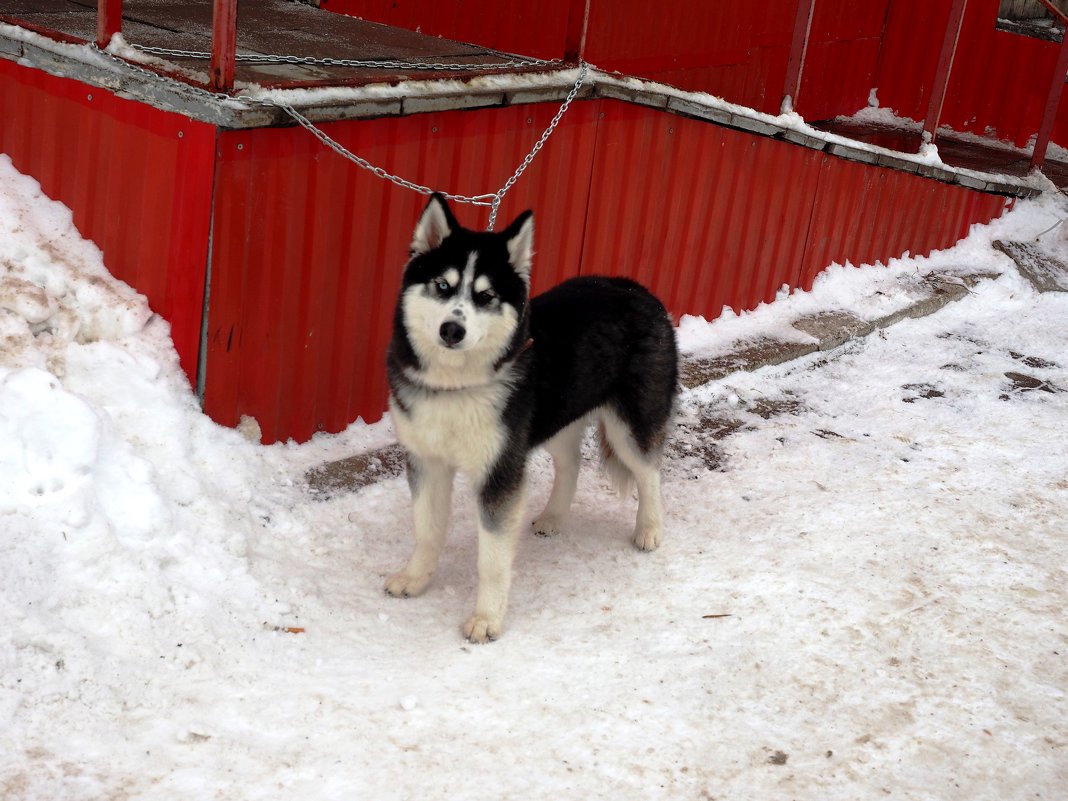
439,320,466,347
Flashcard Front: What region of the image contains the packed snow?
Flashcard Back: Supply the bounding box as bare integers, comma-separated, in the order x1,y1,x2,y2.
1,154,1067,800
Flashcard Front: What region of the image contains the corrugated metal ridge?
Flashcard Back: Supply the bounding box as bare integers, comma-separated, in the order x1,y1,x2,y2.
1,25,1042,200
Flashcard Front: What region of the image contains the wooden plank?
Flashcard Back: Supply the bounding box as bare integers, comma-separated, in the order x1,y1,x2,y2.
209,0,236,91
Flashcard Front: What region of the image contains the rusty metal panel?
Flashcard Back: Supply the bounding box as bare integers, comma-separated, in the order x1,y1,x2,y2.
800,156,1009,289
204,100,600,444
0,57,216,384
319,0,574,60
581,99,823,319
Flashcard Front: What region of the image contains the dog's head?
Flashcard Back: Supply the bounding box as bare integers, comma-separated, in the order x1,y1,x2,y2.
392,194,534,389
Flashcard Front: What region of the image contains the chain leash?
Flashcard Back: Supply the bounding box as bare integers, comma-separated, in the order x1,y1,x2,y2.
130,44,559,72
90,43,588,230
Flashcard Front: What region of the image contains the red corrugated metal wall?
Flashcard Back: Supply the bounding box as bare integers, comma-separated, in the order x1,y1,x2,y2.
876,0,1068,147
326,0,1066,143
582,100,823,316
204,101,601,443
583,0,786,111
322,1,797,115
797,1,890,121
799,157,1008,287
0,58,216,383
204,95,1010,443
319,0,574,60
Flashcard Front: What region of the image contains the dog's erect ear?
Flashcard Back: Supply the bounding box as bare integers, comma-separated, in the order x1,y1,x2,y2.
503,210,534,284
411,193,456,256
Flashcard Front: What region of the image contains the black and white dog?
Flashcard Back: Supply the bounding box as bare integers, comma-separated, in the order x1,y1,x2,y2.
385,194,678,642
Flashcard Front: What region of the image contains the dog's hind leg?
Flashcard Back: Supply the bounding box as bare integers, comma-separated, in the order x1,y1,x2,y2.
385,454,455,598
600,409,666,552
532,418,586,537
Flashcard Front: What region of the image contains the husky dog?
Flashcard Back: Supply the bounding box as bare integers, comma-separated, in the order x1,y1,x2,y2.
385,194,678,642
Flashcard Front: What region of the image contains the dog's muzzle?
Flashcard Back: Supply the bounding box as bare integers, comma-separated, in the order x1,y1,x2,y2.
439,320,466,348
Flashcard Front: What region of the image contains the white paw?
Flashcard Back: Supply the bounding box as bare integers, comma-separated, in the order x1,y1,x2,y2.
531,513,564,537
384,571,431,598
462,613,503,643
633,525,662,552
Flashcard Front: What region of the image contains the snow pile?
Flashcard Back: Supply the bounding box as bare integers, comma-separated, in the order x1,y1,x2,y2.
0,156,293,796
1,155,1067,800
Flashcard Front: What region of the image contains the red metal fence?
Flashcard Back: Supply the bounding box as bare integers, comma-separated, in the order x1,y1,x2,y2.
203,102,601,442
202,97,1007,443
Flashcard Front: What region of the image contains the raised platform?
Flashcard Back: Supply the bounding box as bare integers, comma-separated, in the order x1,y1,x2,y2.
814,118,1068,191
0,5,1049,200
0,0,530,87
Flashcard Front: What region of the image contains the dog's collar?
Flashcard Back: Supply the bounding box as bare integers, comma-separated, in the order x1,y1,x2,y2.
492,337,534,372
404,338,533,394
515,337,534,358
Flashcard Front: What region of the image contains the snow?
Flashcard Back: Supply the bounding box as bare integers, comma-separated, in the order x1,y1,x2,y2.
2,154,1068,800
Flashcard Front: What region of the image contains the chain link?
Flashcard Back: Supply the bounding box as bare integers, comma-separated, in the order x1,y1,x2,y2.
131,43,559,72
277,101,499,207
91,42,589,230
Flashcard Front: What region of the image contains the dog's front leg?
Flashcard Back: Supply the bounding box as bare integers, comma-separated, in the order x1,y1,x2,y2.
464,478,526,643
385,454,455,598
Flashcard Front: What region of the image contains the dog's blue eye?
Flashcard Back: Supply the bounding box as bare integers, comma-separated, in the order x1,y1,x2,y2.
434,279,450,294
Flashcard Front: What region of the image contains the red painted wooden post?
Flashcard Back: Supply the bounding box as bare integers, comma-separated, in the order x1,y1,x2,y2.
921,0,969,146
1030,28,1068,171
210,0,238,93
96,0,122,49
782,0,815,113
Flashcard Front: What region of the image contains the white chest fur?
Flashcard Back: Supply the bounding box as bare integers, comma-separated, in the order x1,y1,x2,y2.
391,381,511,479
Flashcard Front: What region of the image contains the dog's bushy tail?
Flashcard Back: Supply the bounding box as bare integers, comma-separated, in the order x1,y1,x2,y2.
597,422,634,496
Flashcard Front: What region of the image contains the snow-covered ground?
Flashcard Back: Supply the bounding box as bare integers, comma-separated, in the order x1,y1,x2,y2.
1,154,1066,800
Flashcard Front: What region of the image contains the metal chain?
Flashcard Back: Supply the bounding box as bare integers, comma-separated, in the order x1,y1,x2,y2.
282,60,588,229
278,102,499,208
90,42,589,230
486,60,587,229
131,43,559,72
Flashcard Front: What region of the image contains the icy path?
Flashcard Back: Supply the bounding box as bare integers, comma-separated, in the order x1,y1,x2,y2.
1,156,1066,800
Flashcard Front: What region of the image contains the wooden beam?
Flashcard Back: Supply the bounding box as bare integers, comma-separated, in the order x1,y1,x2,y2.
921,0,969,145
1030,25,1068,171
210,0,238,93
96,0,122,49
782,0,816,113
